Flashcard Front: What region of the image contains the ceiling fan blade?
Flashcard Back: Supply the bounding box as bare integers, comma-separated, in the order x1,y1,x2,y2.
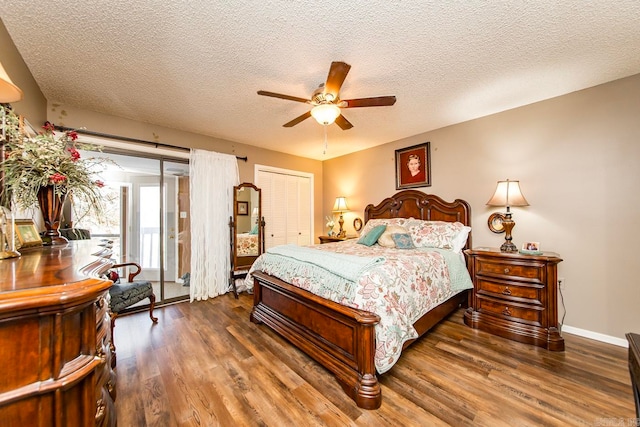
342,96,397,108
257,90,310,104
334,114,353,130
283,111,312,127
324,62,351,100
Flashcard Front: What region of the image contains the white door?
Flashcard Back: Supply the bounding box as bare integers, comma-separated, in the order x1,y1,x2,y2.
256,166,313,249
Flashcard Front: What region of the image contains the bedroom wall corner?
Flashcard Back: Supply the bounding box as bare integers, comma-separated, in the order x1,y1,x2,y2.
322,73,640,342
0,19,47,126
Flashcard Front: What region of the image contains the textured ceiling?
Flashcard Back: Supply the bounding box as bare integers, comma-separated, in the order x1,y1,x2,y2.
2,1,640,160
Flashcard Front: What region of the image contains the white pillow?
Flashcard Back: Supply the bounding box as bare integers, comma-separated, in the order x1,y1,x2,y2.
407,220,466,250
451,226,472,253
377,225,409,248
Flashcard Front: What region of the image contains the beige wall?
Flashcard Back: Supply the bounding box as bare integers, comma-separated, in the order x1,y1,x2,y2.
324,73,640,341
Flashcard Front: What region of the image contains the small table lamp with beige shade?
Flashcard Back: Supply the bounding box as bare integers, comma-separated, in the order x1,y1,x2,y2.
332,197,349,238
486,179,529,252
0,61,24,259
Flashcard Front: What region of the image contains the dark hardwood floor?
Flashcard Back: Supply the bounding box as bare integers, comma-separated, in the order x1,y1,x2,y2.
114,293,635,426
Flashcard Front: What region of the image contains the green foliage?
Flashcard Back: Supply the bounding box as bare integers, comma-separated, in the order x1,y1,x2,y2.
1,105,110,215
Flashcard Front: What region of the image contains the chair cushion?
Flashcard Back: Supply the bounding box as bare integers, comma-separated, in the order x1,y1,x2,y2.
59,228,91,240
109,280,153,313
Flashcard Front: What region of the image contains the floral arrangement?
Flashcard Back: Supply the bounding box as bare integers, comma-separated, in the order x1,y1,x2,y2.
325,215,335,234
1,105,108,214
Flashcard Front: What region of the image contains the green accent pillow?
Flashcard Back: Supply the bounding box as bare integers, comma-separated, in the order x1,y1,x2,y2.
249,224,259,235
357,224,387,246
391,233,415,249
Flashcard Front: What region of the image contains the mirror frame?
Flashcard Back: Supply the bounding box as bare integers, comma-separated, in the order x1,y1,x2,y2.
230,182,263,274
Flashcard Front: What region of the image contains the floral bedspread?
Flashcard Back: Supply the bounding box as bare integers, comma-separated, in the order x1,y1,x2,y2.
247,240,472,373
236,233,258,256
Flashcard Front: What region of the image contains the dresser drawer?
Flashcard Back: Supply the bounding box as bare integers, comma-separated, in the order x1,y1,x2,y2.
476,278,542,305
477,296,543,326
476,258,544,282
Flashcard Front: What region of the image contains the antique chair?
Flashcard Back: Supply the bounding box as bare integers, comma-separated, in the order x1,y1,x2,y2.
107,262,158,365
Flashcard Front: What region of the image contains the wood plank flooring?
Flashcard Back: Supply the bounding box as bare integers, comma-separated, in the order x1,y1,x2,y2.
114,293,635,426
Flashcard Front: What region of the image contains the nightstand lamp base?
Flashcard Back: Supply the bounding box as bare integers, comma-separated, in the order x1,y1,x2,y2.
500,213,518,252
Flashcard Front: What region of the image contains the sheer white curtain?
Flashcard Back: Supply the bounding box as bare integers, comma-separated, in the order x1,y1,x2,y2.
189,149,239,301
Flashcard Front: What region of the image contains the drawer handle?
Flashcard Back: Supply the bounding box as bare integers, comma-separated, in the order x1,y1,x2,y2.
502,287,512,296
502,307,512,316
504,267,510,274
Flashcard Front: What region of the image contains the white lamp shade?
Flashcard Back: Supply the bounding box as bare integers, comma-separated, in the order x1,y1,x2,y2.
311,104,341,125
0,62,23,103
486,180,529,208
332,197,349,212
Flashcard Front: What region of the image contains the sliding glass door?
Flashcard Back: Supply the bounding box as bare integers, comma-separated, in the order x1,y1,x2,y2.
75,150,190,307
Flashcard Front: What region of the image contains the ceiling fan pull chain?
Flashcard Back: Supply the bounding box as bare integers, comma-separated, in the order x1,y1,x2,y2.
323,125,328,155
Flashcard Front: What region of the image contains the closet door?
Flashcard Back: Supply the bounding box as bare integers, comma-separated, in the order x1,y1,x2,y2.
291,175,311,245
257,168,313,249
265,172,288,248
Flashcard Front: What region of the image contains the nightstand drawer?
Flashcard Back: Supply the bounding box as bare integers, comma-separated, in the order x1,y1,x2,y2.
476,278,542,304
477,297,543,326
464,248,564,350
476,258,543,282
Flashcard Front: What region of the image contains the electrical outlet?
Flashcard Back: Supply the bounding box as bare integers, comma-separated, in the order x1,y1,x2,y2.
558,278,565,289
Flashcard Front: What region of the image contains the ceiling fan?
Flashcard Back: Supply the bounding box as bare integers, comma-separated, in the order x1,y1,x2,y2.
257,61,396,130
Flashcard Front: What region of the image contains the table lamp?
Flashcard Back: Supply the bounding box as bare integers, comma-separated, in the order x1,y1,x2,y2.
486,179,529,252
332,197,349,238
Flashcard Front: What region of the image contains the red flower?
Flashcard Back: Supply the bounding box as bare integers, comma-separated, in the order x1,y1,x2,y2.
50,173,67,183
94,180,105,188
67,147,80,161
42,122,56,132
67,131,78,141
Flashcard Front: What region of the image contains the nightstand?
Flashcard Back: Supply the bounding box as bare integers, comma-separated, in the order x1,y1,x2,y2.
318,235,355,244
463,247,564,351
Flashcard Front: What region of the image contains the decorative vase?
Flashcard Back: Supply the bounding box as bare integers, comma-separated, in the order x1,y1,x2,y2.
37,185,68,246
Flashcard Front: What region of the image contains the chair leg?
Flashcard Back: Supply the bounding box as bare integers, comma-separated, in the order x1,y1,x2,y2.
148,293,159,323
231,275,239,299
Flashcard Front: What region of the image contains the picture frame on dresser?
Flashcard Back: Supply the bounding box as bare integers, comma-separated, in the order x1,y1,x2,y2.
14,219,43,248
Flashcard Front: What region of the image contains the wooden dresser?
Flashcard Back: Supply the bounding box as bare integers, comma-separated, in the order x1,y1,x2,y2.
464,247,564,351
0,241,116,426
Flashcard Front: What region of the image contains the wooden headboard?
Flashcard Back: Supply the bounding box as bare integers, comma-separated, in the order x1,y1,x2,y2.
364,190,472,249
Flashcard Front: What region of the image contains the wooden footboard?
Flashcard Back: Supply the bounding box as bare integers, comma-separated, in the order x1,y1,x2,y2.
250,271,383,409
250,270,469,409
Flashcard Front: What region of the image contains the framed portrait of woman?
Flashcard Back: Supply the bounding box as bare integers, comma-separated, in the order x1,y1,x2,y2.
395,142,431,189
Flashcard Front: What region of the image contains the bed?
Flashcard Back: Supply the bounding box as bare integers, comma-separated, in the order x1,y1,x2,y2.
249,190,472,409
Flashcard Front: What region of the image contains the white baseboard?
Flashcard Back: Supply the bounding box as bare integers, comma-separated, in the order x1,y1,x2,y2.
561,325,628,348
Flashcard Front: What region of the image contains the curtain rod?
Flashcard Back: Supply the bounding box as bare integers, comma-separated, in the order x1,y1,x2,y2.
53,125,248,162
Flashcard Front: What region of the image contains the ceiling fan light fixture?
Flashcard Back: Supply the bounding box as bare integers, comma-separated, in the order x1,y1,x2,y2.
311,104,341,125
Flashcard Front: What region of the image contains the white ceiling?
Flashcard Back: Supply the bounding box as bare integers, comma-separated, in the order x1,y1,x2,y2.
2,1,639,160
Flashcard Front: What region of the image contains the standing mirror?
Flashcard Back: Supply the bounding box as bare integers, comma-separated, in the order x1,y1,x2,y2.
229,182,264,297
